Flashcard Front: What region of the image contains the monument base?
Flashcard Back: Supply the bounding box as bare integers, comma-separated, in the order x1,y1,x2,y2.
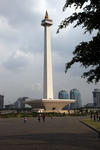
25,98,76,110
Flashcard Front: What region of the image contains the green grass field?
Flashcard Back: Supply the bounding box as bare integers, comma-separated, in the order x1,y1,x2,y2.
82,118,100,131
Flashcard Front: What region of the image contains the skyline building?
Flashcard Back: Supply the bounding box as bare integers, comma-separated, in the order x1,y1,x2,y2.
93,89,100,107
58,90,69,99
70,89,82,109
0,94,4,109
58,90,70,110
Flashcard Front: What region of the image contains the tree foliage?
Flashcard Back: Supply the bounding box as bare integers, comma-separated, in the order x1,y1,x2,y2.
57,0,100,83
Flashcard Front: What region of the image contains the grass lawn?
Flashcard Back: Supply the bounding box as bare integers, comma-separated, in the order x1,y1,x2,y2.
82,118,100,132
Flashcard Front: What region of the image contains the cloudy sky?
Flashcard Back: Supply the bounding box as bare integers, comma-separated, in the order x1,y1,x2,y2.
0,0,99,105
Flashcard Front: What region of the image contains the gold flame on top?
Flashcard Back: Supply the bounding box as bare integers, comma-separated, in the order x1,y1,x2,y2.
45,10,49,19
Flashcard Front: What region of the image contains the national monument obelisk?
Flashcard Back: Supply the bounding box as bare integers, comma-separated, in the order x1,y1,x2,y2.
25,11,75,110
41,11,53,99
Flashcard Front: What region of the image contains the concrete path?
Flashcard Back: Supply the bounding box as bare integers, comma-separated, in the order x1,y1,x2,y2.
0,117,100,150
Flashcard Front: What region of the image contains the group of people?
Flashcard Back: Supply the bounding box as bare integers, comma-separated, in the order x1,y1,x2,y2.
37,113,46,122
90,112,100,121
23,113,50,123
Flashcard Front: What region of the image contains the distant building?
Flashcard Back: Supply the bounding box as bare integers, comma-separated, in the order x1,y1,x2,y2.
5,104,16,109
93,89,100,107
58,90,69,110
85,103,94,108
58,90,69,99
0,94,4,109
70,89,82,109
15,97,28,109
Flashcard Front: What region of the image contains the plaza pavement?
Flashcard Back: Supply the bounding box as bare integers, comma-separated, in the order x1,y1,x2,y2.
0,116,100,150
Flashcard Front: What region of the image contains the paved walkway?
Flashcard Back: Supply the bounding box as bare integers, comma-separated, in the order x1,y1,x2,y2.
0,117,100,150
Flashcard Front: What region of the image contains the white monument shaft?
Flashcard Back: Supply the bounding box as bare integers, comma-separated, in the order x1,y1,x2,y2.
42,11,53,99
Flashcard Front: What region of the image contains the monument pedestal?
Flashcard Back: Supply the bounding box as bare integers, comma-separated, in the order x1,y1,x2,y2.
25,98,75,110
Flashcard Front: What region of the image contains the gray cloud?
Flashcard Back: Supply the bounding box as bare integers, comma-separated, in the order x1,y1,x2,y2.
0,0,38,26
3,55,28,71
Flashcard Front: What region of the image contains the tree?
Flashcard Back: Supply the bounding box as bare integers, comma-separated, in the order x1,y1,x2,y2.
57,0,100,83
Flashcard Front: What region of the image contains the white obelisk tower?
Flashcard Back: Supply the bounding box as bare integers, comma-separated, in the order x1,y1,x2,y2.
25,11,76,110
41,11,53,99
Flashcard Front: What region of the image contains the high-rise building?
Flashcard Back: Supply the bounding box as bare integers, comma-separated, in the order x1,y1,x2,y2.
58,90,69,99
58,90,70,110
70,89,82,109
0,94,4,109
93,89,100,107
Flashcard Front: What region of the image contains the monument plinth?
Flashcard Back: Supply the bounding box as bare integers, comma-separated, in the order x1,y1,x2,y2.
25,11,75,110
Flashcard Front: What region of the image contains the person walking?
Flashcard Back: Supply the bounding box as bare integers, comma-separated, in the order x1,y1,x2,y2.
38,114,41,122
93,114,96,121
90,112,92,120
42,113,46,122
96,112,99,121
50,114,53,120
24,117,27,123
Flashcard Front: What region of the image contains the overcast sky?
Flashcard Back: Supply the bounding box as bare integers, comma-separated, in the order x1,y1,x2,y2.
0,0,99,105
